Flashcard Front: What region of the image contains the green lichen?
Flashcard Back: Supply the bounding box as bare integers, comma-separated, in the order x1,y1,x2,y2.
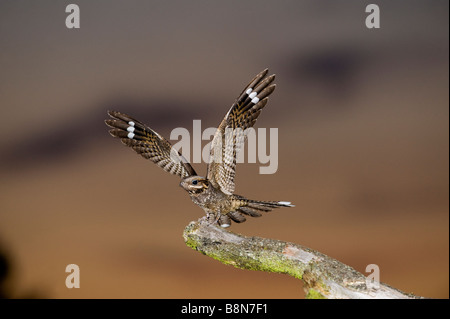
252,250,304,280
184,224,308,281
184,237,197,251
306,289,326,299
198,242,306,281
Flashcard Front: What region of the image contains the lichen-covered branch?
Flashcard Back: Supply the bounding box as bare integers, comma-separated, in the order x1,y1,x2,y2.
183,218,423,299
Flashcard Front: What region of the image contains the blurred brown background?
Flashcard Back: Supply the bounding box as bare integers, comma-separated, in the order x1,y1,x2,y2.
0,1,448,298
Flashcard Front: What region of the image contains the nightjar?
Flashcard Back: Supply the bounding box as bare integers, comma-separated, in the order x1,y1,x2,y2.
105,69,294,227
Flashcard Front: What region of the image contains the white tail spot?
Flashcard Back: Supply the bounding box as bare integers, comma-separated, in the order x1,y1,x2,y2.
278,201,294,207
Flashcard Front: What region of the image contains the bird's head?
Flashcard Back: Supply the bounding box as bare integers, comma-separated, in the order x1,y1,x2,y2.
180,176,209,194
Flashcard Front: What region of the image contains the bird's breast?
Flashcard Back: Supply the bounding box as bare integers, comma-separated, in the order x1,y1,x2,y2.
189,187,231,213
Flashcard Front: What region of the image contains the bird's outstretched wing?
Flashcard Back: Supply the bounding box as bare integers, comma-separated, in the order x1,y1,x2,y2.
207,69,276,195
105,111,197,178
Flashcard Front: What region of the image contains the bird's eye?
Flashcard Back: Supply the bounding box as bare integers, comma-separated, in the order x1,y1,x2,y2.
192,180,198,185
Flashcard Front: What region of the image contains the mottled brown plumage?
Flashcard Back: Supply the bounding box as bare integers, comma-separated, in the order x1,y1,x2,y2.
105,69,294,227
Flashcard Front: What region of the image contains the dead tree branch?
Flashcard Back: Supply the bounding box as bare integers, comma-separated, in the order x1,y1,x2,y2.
183,217,423,299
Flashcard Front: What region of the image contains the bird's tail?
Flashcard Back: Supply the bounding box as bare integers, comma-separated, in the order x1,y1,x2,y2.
218,197,295,227
246,199,295,210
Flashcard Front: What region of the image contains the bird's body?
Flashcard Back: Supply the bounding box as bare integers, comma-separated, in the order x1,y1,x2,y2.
105,69,294,227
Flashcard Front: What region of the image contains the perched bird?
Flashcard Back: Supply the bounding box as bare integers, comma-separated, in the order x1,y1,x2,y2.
105,69,294,227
